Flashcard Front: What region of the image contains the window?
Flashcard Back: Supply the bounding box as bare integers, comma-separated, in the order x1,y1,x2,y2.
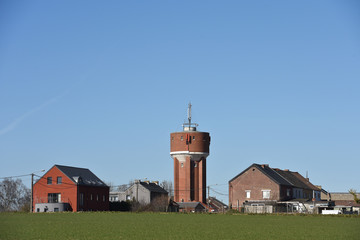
193,136,195,140
80,193,84,206
126,195,131,201
57,177,62,184
90,194,93,200
246,190,251,198
171,137,174,141
181,163,184,168
48,193,61,203
103,195,105,202
287,189,291,197
54,208,59,212
181,136,183,141
96,194,99,201
47,177,52,184
262,190,270,199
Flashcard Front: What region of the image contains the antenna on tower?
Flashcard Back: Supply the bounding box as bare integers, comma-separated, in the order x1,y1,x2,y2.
183,102,198,131
188,102,192,126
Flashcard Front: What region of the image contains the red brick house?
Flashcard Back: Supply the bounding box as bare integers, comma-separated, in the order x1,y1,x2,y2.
229,163,320,210
33,165,109,212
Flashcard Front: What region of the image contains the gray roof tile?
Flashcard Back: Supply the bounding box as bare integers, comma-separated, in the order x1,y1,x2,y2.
55,165,107,187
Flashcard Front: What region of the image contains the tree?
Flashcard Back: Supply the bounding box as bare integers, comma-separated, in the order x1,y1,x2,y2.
106,182,116,192
160,180,173,197
349,189,360,204
0,178,30,212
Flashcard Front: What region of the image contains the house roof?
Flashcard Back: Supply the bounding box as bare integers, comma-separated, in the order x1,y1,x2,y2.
229,163,318,191
208,197,228,209
55,165,107,187
229,163,293,186
178,202,205,209
334,200,360,207
273,169,318,191
290,172,319,191
139,182,168,194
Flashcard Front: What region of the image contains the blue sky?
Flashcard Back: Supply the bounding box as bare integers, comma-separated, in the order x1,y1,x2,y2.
0,1,359,202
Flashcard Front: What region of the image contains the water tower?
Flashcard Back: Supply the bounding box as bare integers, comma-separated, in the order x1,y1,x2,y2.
170,103,210,203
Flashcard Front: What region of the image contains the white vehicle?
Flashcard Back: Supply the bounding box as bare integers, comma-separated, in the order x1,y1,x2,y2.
322,209,342,215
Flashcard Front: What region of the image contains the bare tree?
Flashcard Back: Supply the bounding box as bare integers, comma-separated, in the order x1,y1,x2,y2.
349,189,360,204
0,178,30,212
106,182,116,192
117,184,130,192
160,180,173,197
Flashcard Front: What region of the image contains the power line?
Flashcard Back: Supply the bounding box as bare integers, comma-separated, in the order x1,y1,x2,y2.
0,174,33,180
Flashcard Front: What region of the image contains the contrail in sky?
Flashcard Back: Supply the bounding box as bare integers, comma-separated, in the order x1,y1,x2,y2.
0,89,71,136
0,54,103,136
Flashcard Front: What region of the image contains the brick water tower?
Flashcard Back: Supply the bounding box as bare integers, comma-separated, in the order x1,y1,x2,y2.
170,103,210,203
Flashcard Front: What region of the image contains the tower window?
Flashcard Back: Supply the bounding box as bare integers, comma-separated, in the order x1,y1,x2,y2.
181,163,184,168
171,137,174,141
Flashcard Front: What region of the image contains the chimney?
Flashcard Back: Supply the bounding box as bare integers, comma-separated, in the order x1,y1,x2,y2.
284,169,289,171
261,164,269,168
152,181,159,185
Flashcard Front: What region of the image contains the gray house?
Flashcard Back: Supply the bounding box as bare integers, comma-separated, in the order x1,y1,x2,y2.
110,180,168,205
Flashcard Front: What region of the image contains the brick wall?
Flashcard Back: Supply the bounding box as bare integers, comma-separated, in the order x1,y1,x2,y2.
229,166,281,208
33,167,77,211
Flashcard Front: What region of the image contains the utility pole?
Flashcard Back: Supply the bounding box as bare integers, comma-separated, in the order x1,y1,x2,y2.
30,173,34,213
30,170,45,213
207,186,210,212
136,180,139,202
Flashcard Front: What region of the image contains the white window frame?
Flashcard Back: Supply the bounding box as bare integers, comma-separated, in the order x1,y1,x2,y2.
245,190,251,198
262,190,271,199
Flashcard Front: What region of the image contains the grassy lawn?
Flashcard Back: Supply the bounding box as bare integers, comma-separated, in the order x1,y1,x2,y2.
0,212,359,240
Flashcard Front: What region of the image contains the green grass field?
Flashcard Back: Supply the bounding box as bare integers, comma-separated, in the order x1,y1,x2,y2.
0,212,359,240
